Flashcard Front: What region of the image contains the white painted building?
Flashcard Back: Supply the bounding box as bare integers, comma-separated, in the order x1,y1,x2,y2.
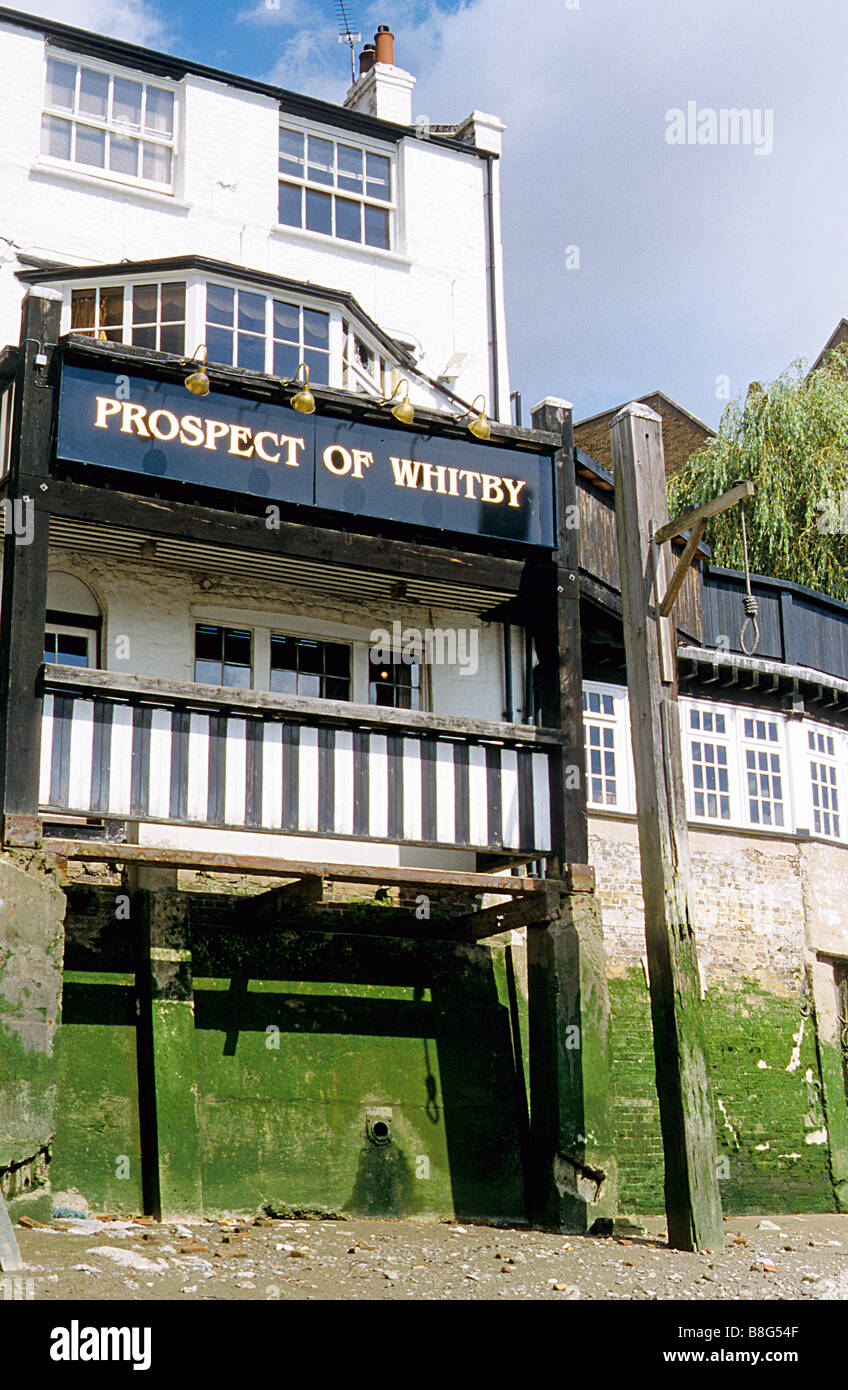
0,7,510,418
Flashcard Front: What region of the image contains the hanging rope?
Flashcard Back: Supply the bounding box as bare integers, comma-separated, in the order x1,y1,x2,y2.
735,482,760,655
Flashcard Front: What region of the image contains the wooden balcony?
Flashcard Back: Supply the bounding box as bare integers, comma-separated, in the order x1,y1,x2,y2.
39,665,563,860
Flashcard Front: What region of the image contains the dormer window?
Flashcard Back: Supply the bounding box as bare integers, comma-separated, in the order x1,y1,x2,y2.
278,126,393,250
41,53,177,191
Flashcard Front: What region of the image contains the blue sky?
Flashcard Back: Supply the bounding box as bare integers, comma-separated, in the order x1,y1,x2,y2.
11,0,848,427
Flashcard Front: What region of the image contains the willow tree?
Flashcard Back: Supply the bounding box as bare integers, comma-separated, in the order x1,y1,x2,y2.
669,348,848,602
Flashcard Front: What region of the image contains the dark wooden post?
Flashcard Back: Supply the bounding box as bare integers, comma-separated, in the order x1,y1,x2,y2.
0,292,61,845
609,401,723,1252
524,398,617,1231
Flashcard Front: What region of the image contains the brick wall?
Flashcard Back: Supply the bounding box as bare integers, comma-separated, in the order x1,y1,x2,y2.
591,815,847,1214
575,394,712,476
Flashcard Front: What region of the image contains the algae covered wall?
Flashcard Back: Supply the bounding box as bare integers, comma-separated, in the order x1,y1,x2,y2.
50,884,530,1223
591,818,848,1215
0,854,65,1220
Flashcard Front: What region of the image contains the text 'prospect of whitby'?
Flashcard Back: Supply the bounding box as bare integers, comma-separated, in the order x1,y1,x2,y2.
56,365,557,547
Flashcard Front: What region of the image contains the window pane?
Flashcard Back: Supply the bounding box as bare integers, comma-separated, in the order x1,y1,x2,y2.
142,141,171,184
270,668,298,695
99,287,123,327
159,321,185,356
41,114,73,160
223,628,251,665
113,76,142,127
207,284,235,326
195,625,222,662
237,332,265,372
307,135,333,185
44,634,57,663
206,324,234,365
279,127,304,172
278,181,302,227
55,633,89,667
109,134,139,176
336,197,362,243
304,349,329,386
238,291,265,335
273,342,300,380
337,143,363,193
303,309,329,350
132,325,157,350
195,660,221,684
75,124,106,168
161,281,186,321
223,664,251,689
305,189,332,235
70,288,96,330
366,152,391,200
133,284,158,324
364,204,390,250
145,87,174,136
273,300,300,343
46,59,76,111
79,68,109,120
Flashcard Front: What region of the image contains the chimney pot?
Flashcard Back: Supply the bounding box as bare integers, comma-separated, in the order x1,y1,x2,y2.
374,25,395,65
359,43,376,75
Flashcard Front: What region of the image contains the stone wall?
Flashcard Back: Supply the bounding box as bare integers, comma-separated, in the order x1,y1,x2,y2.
590,814,848,1214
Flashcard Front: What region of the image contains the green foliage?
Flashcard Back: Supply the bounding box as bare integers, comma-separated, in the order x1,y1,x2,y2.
669,350,848,601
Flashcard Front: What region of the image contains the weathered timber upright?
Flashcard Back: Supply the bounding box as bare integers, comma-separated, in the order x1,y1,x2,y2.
0,292,59,845
609,401,723,1252
525,398,617,1231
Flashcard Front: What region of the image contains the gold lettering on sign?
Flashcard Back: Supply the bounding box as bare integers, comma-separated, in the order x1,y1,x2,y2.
323,445,373,478
389,457,527,508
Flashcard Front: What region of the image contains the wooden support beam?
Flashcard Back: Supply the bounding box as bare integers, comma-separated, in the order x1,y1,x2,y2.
25,476,527,600
610,400,723,1253
41,838,578,896
658,518,707,618
530,399,588,869
0,293,59,833
249,875,326,922
654,480,754,546
460,891,557,941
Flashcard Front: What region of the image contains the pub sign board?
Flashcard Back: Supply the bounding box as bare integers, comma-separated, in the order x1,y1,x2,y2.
56,364,556,547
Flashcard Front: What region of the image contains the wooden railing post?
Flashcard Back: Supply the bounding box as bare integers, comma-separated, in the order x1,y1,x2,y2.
0,292,60,845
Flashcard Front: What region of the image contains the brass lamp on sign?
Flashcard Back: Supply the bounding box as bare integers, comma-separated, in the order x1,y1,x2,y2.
380,378,415,426
182,345,210,397
460,394,491,441
288,361,316,415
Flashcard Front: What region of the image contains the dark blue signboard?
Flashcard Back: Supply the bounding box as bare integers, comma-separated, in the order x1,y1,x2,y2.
56,364,556,547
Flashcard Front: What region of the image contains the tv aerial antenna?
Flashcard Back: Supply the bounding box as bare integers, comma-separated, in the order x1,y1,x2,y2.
335,1,361,82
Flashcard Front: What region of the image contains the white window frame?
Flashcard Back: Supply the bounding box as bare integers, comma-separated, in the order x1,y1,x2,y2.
582,681,633,813
41,49,179,195
64,278,189,354
681,696,739,826
736,708,792,833
44,621,96,670
804,721,843,842
277,118,396,252
203,280,333,385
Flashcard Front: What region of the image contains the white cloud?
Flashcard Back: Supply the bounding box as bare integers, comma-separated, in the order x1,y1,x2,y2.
8,0,169,47
236,0,298,25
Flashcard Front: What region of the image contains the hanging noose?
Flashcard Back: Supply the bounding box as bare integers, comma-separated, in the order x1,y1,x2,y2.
733,479,760,655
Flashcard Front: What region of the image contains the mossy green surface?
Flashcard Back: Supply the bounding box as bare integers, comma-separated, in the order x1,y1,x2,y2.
610,969,837,1214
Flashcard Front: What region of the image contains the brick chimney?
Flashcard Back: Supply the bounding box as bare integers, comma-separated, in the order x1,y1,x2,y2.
345,24,415,126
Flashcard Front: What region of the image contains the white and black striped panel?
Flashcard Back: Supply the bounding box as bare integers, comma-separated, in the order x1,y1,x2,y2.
39,700,554,853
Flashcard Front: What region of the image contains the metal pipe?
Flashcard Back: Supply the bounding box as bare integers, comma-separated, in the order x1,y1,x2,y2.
503,622,513,722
